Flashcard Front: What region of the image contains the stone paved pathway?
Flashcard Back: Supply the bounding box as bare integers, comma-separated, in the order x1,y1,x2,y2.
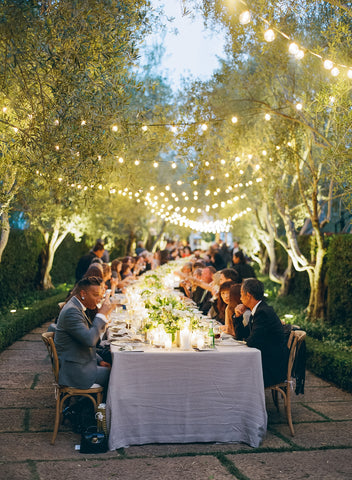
1,321,351,479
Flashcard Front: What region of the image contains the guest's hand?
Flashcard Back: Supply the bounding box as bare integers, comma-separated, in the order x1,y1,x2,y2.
99,361,111,369
234,304,247,317
99,297,115,317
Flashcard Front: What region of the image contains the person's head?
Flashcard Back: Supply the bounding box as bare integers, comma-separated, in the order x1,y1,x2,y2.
101,263,111,282
91,257,103,265
122,256,134,267
83,263,103,280
193,267,203,280
218,281,234,305
170,247,180,259
92,242,105,258
182,246,192,256
181,262,193,275
137,240,144,248
111,259,122,274
233,250,246,264
192,260,206,271
159,249,170,265
201,266,216,284
228,283,242,310
241,278,264,309
219,268,240,285
217,281,235,321
121,263,132,277
76,276,104,310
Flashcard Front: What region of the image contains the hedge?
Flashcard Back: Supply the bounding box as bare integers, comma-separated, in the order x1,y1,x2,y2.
306,336,352,393
327,235,352,330
0,291,66,352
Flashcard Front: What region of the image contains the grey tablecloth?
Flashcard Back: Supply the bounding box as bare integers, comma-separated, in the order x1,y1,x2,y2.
106,345,267,449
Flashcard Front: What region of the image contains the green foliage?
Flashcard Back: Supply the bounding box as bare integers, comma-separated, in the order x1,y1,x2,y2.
0,229,43,310
51,234,90,285
326,235,352,329
305,336,352,393
0,291,66,353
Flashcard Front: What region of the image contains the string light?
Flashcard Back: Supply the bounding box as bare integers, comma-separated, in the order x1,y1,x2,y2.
239,10,251,25
264,29,275,42
112,125,118,132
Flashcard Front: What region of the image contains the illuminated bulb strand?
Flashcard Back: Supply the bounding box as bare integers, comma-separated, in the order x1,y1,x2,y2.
238,2,352,78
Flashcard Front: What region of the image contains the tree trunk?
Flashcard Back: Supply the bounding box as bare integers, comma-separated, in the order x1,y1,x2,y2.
38,227,69,290
151,221,166,252
0,210,10,263
126,229,136,256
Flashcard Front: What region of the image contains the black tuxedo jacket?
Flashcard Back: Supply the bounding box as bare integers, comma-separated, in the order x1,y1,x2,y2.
236,301,289,387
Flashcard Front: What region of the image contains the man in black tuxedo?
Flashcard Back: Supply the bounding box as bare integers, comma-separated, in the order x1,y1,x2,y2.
234,278,288,388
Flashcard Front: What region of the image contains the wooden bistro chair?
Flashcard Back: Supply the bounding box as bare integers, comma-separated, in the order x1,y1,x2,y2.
266,329,306,436
42,332,103,445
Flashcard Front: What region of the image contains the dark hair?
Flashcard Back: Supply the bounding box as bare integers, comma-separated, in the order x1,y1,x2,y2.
83,264,103,279
77,276,103,289
111,259,122,272
234,250,246,264
217,281,236,321
121,263,131,276
101,263,111,279
192,260,206,271
159,249,170,265
93,242,105,253
228,283,242,310
91,257,103,265
242,278,264,300
205,266,216,275
220,268,240,283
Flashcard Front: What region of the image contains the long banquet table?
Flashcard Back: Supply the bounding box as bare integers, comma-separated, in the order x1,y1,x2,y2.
106,342,267,450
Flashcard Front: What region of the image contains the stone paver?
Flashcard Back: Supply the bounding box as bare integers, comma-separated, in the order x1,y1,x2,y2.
36,456,233,480
1,323,352,479
227,449,352,479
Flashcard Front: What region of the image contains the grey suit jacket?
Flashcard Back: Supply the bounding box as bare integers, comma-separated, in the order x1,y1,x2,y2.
54,296,106,389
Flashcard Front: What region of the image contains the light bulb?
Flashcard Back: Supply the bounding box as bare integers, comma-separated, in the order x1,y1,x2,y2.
231,116,238,123
265,113,271,121
296,103,303,110
135,160,140,165
201,123,208,131
288,43,299,55
295,50,304,60
239,10,251,25
331,67,339,77
112,125,118,132
347,70,352,79
324,59,333,70
142,125,148,132
264,29,275,42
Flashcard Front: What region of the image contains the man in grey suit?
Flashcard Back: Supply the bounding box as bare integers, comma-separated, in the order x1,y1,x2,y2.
55,277,115,390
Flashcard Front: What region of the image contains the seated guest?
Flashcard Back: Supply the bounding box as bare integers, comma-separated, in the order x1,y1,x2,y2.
222,284,245,336
219,268,240,285
234,278,289,387
54,277,115,390
75,242,105,282
232,250,256,282
216,281,235,324
197,266,216,315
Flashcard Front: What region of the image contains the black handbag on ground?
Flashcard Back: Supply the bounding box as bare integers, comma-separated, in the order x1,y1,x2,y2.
80,426,108,454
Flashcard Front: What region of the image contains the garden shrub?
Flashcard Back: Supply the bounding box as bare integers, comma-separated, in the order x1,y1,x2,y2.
0,229,44,310
0,291,66,352
306,336,352,393
326,235,352,330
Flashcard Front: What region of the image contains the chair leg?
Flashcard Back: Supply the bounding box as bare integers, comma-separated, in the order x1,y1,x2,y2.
271,389,279,411
285,387,295,436
51,393,61,445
